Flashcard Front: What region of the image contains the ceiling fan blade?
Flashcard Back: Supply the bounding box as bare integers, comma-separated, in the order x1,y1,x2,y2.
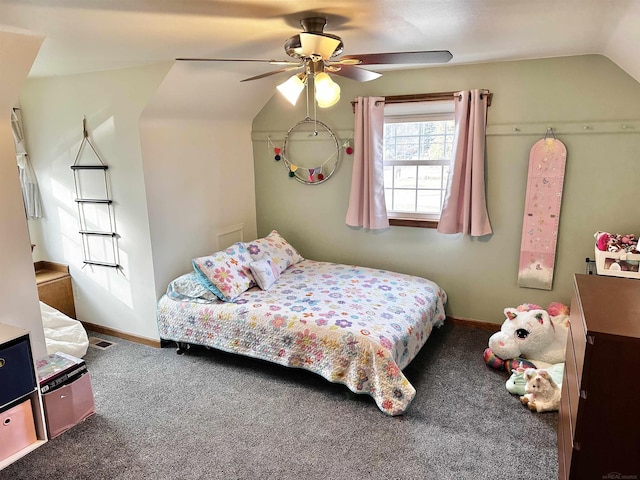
240,65,303,82
331,65,381,82
176,58,301,66
340,50,453,65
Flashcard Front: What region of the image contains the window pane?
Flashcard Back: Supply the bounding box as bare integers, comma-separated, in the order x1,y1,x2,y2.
421,134,445,159
421,122,437,135
444,120,454,156
383,115,454,219
385,188,393,209
393,189,416,212
394,166,417,188
395,136,420,160
384,166,393,187
384,123,396,137
417,190,442,213
418,165,444,189
395,122,420,136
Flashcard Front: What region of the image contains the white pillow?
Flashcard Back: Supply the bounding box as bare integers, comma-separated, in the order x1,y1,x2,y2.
249,258,281,290
245,230,304,274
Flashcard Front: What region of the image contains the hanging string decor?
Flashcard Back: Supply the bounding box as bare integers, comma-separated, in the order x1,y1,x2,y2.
345,140,353,155
279,117,341,185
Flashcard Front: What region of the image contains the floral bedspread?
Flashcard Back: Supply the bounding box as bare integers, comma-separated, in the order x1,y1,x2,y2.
157,260,447,415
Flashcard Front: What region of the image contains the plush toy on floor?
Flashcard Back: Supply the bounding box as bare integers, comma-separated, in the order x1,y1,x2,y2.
483,302,570,372
506,362,564,396
519,368,562,412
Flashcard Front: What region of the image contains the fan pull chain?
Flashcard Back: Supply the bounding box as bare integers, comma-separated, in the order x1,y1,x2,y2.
305,76,310,120
313,74,318,134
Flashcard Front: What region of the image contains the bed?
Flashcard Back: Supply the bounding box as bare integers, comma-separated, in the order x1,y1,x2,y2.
157,231,447,415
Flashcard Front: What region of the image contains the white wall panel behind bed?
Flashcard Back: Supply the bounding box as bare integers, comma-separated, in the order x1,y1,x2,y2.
216,223,244,251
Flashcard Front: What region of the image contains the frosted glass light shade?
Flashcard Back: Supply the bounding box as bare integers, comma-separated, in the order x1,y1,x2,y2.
277,74,305,106
314,72,340,108
300,33,341,59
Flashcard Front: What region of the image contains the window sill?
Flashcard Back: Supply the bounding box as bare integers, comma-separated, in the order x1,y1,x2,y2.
388,217,439,229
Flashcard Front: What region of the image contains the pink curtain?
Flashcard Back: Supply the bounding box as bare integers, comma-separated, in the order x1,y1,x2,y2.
345,97,389,230
437,89,492,236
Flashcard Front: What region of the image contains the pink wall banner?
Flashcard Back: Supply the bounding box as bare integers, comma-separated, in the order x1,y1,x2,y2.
518,137,567,290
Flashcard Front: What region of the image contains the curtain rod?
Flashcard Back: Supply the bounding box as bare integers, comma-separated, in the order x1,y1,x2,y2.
351,90,492,112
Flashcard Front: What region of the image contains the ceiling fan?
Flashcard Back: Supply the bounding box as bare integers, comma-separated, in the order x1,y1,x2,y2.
176,16,452,106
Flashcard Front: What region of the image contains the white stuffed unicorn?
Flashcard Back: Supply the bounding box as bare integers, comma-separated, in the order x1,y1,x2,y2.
485,302,570,370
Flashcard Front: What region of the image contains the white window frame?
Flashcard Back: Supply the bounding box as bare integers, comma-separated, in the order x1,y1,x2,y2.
383,100,455,225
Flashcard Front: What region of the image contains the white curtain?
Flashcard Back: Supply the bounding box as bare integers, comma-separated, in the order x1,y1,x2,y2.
345,97,389,230
437,90,492,236
11,108,42,219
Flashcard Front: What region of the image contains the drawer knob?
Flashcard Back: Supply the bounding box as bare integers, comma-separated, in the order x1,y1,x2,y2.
3,418,10,426
0,358,4,368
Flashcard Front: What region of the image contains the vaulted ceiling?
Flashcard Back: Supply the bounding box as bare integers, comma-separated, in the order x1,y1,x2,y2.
1,0,639,83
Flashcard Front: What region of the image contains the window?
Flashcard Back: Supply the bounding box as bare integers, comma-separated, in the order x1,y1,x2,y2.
383,100,454,227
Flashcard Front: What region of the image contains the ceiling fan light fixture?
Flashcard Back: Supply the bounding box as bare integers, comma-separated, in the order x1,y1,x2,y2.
299,32,342,60
314,72,340,108
277,73,306,106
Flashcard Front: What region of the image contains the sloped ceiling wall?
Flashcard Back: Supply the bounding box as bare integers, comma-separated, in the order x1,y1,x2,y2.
140,61,276,295
604,1,640,83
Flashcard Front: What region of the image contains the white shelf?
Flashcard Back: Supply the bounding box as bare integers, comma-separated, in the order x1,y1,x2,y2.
0,439,47,470
0,325,48,470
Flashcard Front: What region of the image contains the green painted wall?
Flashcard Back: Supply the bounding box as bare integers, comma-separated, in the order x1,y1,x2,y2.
252,55,640,325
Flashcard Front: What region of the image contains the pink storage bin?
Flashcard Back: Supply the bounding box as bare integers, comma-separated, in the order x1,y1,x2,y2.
0,399,37,461
42,372,95,439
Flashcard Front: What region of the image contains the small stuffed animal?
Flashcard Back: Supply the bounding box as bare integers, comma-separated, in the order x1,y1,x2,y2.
507,362,564,396
519,368,561,412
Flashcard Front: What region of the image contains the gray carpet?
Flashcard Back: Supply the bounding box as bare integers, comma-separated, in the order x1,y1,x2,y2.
2,323,558,480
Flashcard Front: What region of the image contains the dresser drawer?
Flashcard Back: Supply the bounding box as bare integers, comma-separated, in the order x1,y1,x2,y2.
568,296,586,381
564,327,581,436
0,336,37,408
558,376,573,480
